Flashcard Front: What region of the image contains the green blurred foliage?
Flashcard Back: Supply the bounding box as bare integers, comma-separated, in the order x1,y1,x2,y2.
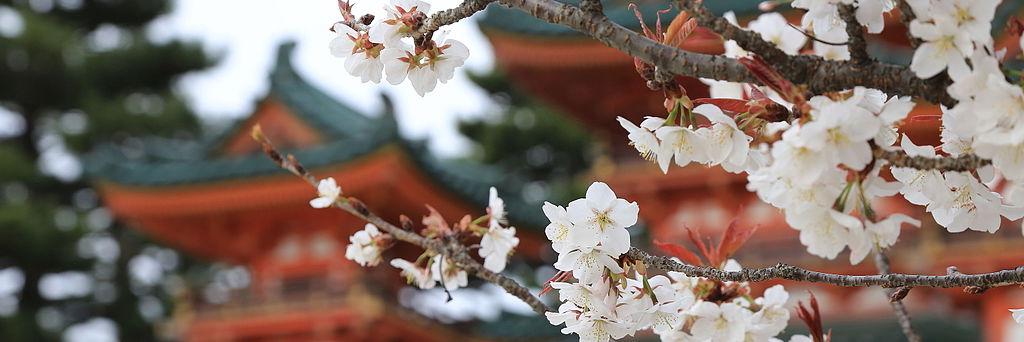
0,0,214,340
458,71,595,204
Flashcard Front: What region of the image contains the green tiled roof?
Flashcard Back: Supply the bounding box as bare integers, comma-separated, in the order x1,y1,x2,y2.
84,41,550,229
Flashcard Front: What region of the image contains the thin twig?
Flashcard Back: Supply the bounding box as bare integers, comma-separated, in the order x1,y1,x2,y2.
251,126,549,315
874,148,991,172
787,23,848,46
874,250,922,342
628,247,1024,289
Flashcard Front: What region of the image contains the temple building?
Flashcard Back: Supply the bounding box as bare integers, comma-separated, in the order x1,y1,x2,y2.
88,1,1024,341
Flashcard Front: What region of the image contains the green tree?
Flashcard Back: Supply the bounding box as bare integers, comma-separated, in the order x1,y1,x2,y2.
458,71,596,204
0,0,212,340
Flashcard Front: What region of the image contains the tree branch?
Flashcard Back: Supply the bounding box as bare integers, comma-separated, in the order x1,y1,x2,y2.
251,126,549,315
874,250,922,342
494,0,956,106
839,4,871,64
874,148,991,172
412,0,496,39
627,247,1024,289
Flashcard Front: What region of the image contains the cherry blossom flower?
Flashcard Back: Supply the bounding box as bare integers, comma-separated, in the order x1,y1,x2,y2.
617,116,662,161
566,182,639,252
692,104,753,173
553,245,626,284
854,0,892,33
786,205,862,260
655,125,708,173
750,285,790,337
932,0,1000,43
690,301,750,341
430,255,468,291
329,23,384,83
621,275,690,334
380,38,469,96
946,48,1002,101
487,187,505,227
344,224,384,267
792,0,843,33
747,12,807,55
309,177,342,208
891,137,945,206
848,214,920,264
390,258,435,289
908,19,972,78
928,172,1010,233
478,187,518,272
560,311,634,342
368,0,430,46
479,224,518,273
543,202,573,254
800,94,882,169
813,28,850,61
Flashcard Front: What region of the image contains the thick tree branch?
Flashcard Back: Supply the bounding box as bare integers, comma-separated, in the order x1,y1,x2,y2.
628,247,1024,289
252,126,548,315
874,148,991,172
412,0,496,39
495,0,956,106
839,4,871,64
874,251,922,342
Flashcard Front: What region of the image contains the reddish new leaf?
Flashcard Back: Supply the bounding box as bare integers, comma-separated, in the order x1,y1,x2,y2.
717,219,759,263
654,239,704,266
421,205,451,237
748,85,768,100
738,55,806,109
692,98,751,114
797,292,828,342
665,14,698,47
685,228,715,266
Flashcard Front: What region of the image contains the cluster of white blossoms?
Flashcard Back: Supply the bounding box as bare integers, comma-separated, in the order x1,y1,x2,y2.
905,0,999,78
480,187,520,273
387,187,518,290
792,0,892,41
309,178,518,291
617,104,756,174
747,87,927,263
542,183,791,341
329,0,469,96
345,223,386,266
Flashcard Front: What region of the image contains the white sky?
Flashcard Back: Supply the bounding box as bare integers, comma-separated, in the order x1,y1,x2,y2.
151,0,499,156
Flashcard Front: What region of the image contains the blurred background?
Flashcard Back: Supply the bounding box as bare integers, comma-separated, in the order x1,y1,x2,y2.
2,0,1024,341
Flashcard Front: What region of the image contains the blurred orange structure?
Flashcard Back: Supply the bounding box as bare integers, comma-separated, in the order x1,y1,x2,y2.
88,1,1024,341
90,43,553,341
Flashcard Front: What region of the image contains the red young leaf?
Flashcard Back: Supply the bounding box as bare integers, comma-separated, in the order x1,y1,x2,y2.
748,85,769,100
717,219,759,263
685,228,715,266
654,239,704,266
738,55,806,109
665,15,698,47
692,98,751,114
797,292,827,342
